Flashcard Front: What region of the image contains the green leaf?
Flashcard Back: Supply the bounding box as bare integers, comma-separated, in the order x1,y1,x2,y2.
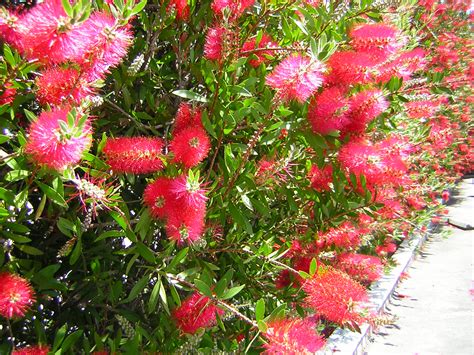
194,279,213,297
167,247,189,270
52,324,68,351
221,284,245,300
69,236,82,265
172,89,208,103
121,274,150,304
309,258,317,276
136,241,156,263
17,245,44,256
36,181,67,207
61,329,83,353
147,277,161,313
3,44,16,66
131,0,147,15
4,170,30,182
255,299,265,322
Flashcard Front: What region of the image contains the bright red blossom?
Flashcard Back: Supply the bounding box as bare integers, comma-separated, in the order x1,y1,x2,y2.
307,87,349,135
327,51,379,86
204,25,230,61
211,0,255,19
303,267,368,325
143,177,174,220
344,89,389,134
173,103,203,134
241,34,277,67
26,109,92,171
0,272,35,319
263,318,325,354
309,164,333,192
350,23,401,58
170,126,211,168
167,0,190,20
266,54,325,103
172,292,224,334
12,345,50,355
317,222,361,249
335,253,384,284
103,137,165,174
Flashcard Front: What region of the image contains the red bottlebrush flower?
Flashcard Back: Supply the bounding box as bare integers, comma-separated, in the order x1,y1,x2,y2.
0,9,22,46
241,34,278,67
35,67,93,106
327,50,379,86
441,190,450,203
349,23,401,57
266,54,325,103
335,253,384,284
14,0,91,64
263,318,325,354
0,272,35,319
405,100,440,119
211,0,254,19
204,25,230,61
12,345,50,355
308,164,333,192
103,137,165,174
170,126,211,168
317,222,361,249
173,103,203,134
170,174,208,212
168,0,190,20
26,109,92,171
344,89,389,134
0,83,16,105
78,11,133,80
307,87,349,135
144,177,174,220
165,207,206,244
172,292,224,334
375,238,397,257
303,267,368,325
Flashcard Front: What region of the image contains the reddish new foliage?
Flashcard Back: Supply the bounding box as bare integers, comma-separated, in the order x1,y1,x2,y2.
12,345,50,355
103,137,164,174
266,54,325,103
344,89,389,134
317,222,361,249
172,292,224,334
0,272,35,319
307,87,349,135
241,34,278,67
335,253,384,284
170,126,211,168
35,67,92,106
26,109,92,171
263,318,325,354
308,164,333,192
303,267,368,325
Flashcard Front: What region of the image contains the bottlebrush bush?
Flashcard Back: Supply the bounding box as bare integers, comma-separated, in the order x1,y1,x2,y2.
0,0,472,353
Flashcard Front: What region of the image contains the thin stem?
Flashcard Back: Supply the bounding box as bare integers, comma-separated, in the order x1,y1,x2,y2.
6,318,15,350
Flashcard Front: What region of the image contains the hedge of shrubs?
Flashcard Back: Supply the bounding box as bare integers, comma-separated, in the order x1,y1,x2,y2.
0,0,472,353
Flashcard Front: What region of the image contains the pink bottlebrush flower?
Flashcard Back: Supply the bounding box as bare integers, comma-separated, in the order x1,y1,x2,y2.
0,83,16,105
172,292,224,334
317,222,361,249
405,100,440,119
103,137,165,174
211,0,255,19
335,253,384,284
12,345,50,355
14,0,92,64
170,126,211,168
308,164,333,192
78,11,133,80
266,54,325,103
241,34,278,67
168,0,190,20
35,67,93,106
0,272,35,319
327,50,379,86
263,318,325,354
173,103,203,134
165,207,206,244
26,109,92,171
204,25,230,62
349,23,401,57
170,174,208,213
303,267,368,325
143,177,174,220
0,9,22,48
307,87,349,135
344,89,389,134
378,48,427,82
375,238,397,257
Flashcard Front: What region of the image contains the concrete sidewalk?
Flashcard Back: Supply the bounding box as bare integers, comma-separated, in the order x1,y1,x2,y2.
365,178,474,355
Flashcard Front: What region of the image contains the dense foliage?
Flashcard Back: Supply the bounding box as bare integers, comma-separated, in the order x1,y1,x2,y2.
0,0,472,353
